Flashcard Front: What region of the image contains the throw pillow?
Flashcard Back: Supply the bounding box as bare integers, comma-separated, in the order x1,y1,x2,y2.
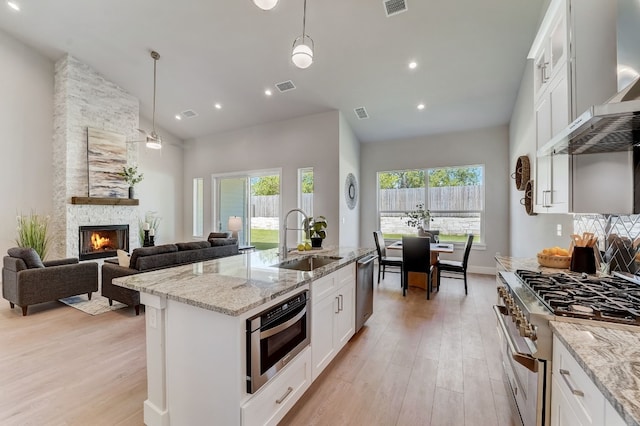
208,232,231,239
7,247,45,268
117,249,131,267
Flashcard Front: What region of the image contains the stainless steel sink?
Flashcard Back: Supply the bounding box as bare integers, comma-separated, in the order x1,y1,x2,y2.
273,255,342,271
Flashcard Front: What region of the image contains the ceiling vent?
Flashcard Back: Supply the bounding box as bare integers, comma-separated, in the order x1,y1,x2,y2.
383,0,407,17
181,109,198,119
276,80,296,92
354,107,369,120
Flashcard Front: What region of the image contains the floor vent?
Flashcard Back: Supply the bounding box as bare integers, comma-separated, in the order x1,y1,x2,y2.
181,109,198,118
276,80,296,92
354,107,369,120
383,0,407,17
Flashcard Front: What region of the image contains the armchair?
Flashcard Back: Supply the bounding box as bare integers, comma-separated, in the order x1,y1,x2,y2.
2,248,98,316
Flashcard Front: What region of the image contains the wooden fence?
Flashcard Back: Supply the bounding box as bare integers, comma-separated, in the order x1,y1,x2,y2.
379,186,483,211
252,194,312,217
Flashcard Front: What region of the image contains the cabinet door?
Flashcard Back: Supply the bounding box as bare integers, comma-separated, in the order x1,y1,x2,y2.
604,399,626,426
548,8,567,81
335,280,355,350
534,47,549,101
549,71,569,136
551,376,585,426
311,293,337,381
549,152,568,211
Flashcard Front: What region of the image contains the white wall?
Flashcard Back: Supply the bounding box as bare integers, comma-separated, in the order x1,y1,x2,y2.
137,116,185,244
0,29,54,257
508,55,574,258
182,111,341,248
360,125,511,271
338,112,361,247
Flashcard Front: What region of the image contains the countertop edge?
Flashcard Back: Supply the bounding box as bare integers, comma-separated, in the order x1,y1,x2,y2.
550,321,640,426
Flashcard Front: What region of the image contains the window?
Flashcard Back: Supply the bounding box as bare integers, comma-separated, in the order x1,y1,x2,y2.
377,165,484,244
193,178,204,237
298,167,313,241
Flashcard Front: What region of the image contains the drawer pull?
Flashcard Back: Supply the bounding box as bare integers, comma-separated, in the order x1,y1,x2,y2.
276,386,293,404
559,369,584,397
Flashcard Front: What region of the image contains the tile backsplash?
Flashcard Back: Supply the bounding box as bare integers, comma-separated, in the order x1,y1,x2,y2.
574,214,640,274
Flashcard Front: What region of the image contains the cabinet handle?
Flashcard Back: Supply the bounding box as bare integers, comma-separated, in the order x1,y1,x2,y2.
276,386,293,404
542,62,550,82
559,369,585,397
338,294,343,311
335,296,340,314
543,190,552,208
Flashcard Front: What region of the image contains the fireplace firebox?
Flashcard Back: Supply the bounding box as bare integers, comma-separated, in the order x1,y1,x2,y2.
79,225,129,260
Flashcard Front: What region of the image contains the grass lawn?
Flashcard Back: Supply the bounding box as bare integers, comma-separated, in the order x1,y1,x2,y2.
383,233,472,243
250,228,279,250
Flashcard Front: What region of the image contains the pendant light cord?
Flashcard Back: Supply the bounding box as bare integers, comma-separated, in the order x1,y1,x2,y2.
302,0,307,37
152,56,157,132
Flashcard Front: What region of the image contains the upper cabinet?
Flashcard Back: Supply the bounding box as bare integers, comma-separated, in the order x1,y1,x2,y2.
529,0,617,214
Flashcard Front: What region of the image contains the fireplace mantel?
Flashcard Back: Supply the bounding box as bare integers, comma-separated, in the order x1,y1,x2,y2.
71,197,139,206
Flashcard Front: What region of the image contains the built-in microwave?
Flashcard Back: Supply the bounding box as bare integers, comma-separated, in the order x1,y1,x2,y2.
246,290,310,394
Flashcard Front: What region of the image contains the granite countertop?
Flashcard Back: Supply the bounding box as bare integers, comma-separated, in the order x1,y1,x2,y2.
550,321,640,426
496,255,568,274
113,246,375,317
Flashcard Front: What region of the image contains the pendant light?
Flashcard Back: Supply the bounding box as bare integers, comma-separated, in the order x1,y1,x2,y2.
291,0,313,69
252,0,278,10
145,51,162,149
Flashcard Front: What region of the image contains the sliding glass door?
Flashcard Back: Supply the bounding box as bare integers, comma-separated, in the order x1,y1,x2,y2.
214,170,280,249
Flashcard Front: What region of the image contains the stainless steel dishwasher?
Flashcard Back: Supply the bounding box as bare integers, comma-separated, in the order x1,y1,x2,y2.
355,254,375,333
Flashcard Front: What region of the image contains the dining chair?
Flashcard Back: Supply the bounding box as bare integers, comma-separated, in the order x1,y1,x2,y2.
436,234,474,295
373,231,403,285
401,236,434,298
422,230,440,243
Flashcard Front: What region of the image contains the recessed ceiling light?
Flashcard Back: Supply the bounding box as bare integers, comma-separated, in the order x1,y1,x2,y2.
7,1,20,11
214,103,222,109
175,114,182,120
265,89,272,96
408,61,417,70
417,103,425,110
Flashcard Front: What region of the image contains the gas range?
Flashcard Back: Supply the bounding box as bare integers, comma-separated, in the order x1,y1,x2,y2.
515,269,640,326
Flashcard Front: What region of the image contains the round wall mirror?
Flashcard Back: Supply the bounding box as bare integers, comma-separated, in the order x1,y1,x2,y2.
345,173,358,210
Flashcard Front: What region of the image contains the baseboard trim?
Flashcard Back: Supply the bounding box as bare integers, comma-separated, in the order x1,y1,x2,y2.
468,265,495,275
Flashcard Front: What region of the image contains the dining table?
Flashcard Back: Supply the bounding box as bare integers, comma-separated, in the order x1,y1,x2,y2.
387,240,455,291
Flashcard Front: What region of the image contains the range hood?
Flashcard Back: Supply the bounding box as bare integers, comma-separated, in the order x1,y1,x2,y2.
538,0,640,157
538,78,640,156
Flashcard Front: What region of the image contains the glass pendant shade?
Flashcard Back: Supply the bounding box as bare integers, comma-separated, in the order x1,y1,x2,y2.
292,36,314,69
253,0,278,10
146,133,162,150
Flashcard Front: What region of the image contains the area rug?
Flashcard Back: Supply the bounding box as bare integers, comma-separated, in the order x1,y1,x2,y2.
59,294,127,315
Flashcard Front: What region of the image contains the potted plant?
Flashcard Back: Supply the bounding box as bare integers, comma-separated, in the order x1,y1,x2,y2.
403,202,433,236
303,215,328,248
15,211,51,260
119,165,144,199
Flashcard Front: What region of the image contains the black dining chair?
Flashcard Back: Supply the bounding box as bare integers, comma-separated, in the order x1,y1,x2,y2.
436,234,474,295
373,231,403,285
401,236,434,299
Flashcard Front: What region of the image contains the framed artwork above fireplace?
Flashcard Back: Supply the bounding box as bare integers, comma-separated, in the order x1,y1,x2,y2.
87,127,128,198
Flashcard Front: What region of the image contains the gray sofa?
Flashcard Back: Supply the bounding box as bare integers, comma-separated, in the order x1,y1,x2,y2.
101,234,239,315
2,247,99,316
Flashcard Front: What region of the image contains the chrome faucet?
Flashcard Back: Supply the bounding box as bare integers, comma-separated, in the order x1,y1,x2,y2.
282,208,310,258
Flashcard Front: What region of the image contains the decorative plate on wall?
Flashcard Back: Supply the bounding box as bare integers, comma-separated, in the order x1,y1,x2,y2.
345,173,358,210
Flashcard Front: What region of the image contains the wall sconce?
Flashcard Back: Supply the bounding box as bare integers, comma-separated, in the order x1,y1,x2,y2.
228,216,243,240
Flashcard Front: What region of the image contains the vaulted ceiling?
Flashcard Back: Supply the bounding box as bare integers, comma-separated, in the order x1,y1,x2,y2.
0,0,544,143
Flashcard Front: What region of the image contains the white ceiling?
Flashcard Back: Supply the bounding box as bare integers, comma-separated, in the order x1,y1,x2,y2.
0,0,544,143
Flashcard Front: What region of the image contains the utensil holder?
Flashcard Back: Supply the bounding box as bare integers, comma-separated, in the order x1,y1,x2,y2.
570,247,596,274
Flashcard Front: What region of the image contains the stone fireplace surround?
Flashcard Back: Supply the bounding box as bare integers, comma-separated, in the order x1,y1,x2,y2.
51,55,141,260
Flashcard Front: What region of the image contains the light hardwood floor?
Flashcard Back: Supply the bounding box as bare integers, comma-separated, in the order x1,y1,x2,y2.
0,272,517,426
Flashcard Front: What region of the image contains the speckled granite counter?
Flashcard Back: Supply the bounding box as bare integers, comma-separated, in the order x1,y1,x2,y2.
113,246,375,316
496,255,568,274
550,321,640,426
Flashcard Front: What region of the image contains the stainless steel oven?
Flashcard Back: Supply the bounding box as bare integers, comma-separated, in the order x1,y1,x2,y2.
246,290,310,393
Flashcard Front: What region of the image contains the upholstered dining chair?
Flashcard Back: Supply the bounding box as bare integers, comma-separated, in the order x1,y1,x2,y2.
436,234,474,295
373,231,403,285
401,236,434,298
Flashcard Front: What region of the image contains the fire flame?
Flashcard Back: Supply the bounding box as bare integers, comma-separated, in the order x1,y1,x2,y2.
91,232,111,250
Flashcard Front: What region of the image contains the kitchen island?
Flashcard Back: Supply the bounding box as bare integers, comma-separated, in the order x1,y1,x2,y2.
113,246,375,426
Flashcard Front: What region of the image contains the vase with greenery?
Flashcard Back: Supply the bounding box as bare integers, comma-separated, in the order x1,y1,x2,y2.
302,216,328,248
15,211,51,260
403,203,433,235
119,165,144,199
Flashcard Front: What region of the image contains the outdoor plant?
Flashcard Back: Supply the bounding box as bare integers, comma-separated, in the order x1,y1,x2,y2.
119,165,144,187
15,211,51,259
403,202,433,231
302,216,328,240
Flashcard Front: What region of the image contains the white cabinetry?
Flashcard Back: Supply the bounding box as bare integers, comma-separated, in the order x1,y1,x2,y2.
529,0,617,214
241,348,311,426
551,336,626,426
311,265,355,381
